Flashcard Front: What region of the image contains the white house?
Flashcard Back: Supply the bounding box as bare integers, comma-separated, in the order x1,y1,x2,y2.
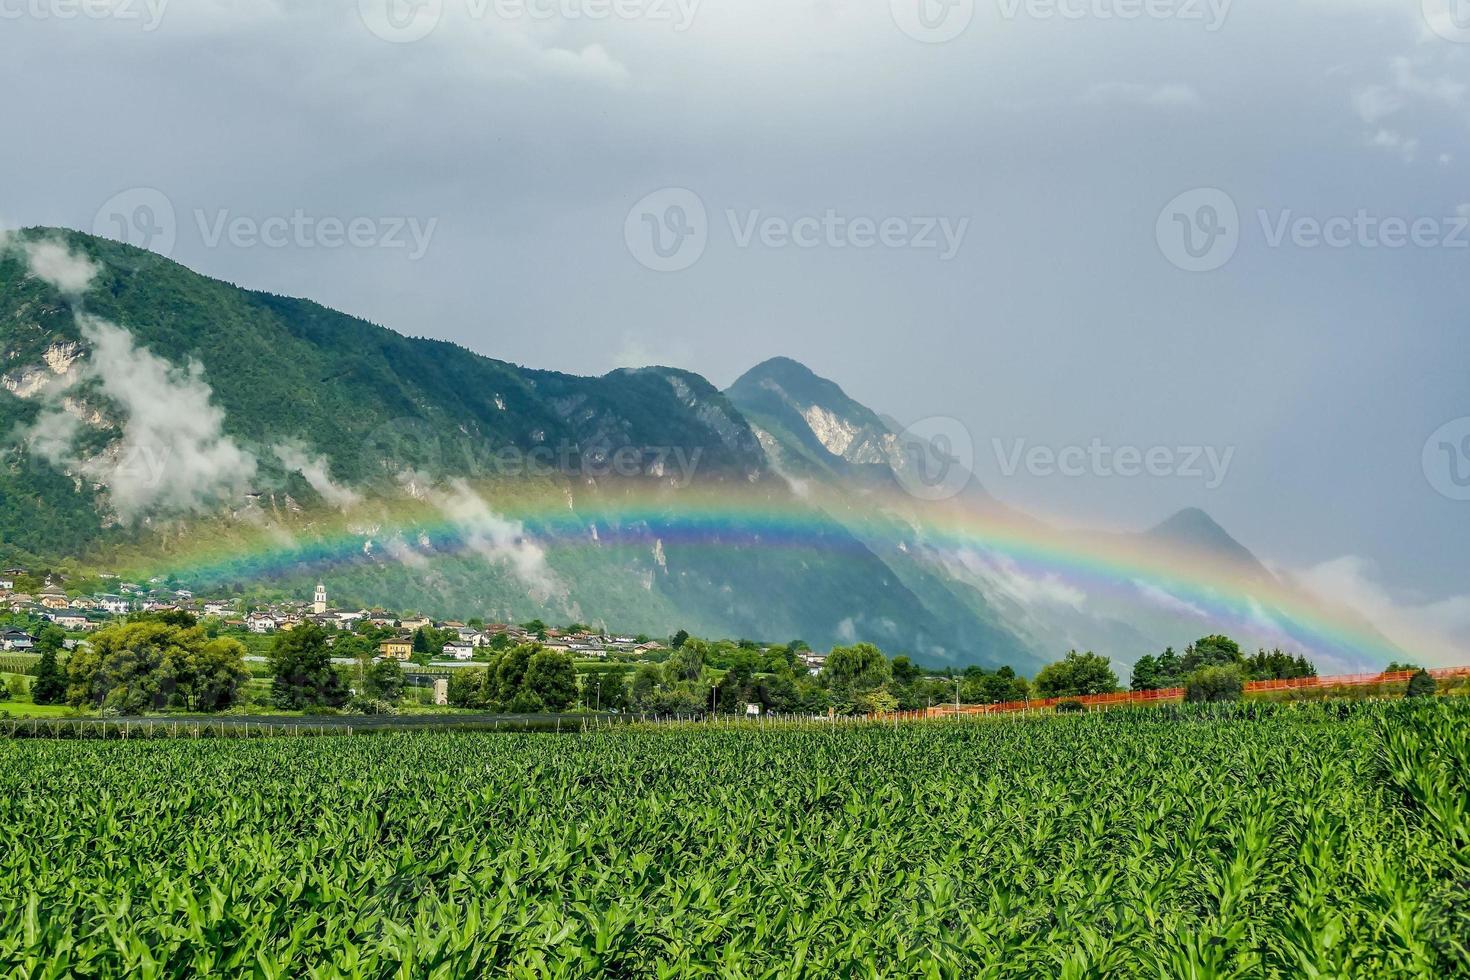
0,578,13,591
443,643,476,661
48,612,92,630
246,613,279,634
97,595,131,615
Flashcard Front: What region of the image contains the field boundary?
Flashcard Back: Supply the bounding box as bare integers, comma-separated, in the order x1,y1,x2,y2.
923,665,1470,719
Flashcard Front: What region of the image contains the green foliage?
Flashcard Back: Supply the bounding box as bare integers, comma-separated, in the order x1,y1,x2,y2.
363,659,405,702
31,645,67,705
4,701,1468,975
1035,650,1119,697
1406,669,1438,699
822,643,891,694
1180,635,1244,674
1245,648,1316,681
525,650,578,710
1185,665,1246,703
65,618,249,713
267,624,348,710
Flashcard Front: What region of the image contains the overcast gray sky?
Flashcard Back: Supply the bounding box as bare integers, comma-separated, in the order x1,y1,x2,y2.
4,0,1468,655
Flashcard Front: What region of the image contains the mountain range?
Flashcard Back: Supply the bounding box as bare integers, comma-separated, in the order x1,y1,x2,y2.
0,228,1397,671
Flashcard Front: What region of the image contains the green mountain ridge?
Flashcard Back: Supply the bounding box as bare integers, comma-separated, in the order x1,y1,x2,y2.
0,228,1038,667
1,227,1394,671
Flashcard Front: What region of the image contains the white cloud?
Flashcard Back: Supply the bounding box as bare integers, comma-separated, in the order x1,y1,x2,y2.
431,479,557,595
4,235,101,299
1353,56,1465,162
956,548,1086,610
1296,556,1470,667
274,441,361,510
1132,580,1208,619
1084,82,1202,109
9,240,257,522
1369,128,1419,162
537,43,629,84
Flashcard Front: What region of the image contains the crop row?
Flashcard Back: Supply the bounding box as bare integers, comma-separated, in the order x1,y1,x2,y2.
0,700,1465,977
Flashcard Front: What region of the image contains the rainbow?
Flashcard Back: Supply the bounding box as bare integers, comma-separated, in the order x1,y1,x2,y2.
113,479,1405,665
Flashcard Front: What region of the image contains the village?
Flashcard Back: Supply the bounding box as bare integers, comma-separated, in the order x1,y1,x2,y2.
0,569,832,676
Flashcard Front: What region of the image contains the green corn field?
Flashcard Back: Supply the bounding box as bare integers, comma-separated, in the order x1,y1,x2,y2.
1,700,1466,977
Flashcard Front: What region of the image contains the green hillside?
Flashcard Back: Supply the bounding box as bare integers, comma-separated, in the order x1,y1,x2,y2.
0,228,1040,667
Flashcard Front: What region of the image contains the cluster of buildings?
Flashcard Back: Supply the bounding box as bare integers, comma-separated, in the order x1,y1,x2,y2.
0,572,666,664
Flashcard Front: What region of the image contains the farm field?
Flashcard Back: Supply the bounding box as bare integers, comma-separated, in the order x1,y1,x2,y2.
1,701,1467,977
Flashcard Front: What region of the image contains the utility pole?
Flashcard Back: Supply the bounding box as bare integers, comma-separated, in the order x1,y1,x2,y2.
954,677,960,713
595,680,601,712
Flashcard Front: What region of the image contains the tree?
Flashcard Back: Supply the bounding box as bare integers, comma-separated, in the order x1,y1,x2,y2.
493,643,537,704
525,650,578,710
664,641,706,683
364,658,406,702
890,655,923,685
179,638,250,711
670,629,690,650
1185,665,1245,703
1130,654,1160,692
31,644,67,705
631,663,663,708
1035,651,1119,697
268,623,348,710
860,689,900,714
1181,635,1244,674
823,643,891,693
1406,669,1437,699
447,667,490,709
1245,648,1316,681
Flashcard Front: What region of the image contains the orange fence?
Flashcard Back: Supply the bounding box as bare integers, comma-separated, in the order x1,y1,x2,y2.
921,664,1470,718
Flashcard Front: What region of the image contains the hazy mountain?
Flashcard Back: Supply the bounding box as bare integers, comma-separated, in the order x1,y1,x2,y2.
0,228,1396,671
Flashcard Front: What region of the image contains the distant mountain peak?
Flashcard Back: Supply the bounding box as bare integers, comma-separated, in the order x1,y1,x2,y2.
1145,507,1264,572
